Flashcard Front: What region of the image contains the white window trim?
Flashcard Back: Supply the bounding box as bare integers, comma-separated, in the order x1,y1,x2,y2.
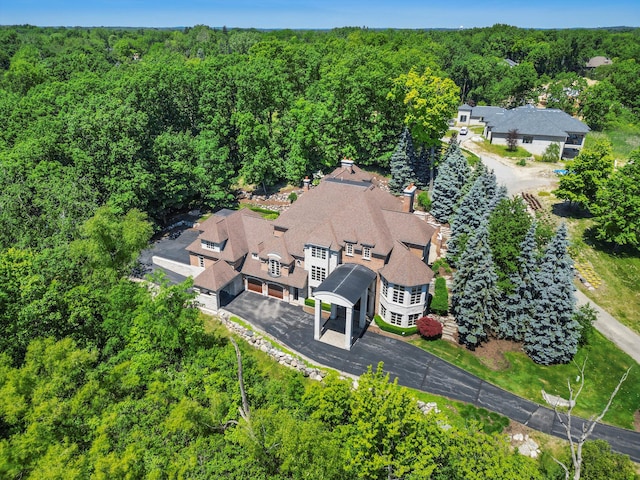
269,258,281,277
409,286,421,305
197,255,204,268
362,245,371,260
392,287,405,305
345,242,354,256
389,311,403,326
310,245,327,260
311,265,326,282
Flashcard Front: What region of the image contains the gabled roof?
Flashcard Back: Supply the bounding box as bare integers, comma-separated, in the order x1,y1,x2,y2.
381,210,436,248
241,257,308,289
274,180,405,258
187,208,272,263
259,235,293,264
327,163,373,183
458,103,473,112
193,260,240,292
379,241,434,287
484,105,589,137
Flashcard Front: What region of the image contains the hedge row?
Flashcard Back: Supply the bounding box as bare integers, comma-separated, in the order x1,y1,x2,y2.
373,315,419,336
304,298,332,312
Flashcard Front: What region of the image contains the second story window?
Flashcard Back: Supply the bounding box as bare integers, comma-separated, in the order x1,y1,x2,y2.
382,279,388,298
362,245,371,260
410,286,421,305
269,259,280,277
311,265,326,282
311,246,327,259
392,287,405,304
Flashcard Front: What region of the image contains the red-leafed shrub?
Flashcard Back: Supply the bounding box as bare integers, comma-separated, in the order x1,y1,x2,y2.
417,316,443,339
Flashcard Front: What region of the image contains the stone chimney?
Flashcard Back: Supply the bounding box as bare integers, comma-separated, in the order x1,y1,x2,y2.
341,157,354,173
402,183,417,213
303,176,311,191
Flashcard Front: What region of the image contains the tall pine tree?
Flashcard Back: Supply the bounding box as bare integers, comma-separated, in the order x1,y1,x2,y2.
500,222,538,341
388,127,417,194
452,224,504,349
524,223,579,365
430,143,469,223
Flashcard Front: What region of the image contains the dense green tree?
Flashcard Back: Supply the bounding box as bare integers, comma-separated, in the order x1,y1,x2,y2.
71,206,153,279
488,196,532,291
591,149,640,249
555,139,614,209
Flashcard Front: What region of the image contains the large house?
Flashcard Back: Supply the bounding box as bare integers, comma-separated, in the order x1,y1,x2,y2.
186,159,437,348
457,104,590,158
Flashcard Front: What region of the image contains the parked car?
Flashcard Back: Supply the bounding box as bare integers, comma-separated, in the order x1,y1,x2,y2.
459,126,468,135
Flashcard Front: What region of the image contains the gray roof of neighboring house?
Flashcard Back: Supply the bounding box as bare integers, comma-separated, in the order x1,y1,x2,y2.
586,56,612,68
487,105,590,136
468,106,504,122
504,58,519,67
459,103,473,111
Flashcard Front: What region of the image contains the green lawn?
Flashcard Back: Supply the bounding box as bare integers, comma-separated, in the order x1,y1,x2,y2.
410,334,639,429
566,217,640,334
477,139,533,159
587,124,640,161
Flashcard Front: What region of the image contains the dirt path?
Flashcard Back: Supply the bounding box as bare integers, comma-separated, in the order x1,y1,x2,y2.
460,136,559,195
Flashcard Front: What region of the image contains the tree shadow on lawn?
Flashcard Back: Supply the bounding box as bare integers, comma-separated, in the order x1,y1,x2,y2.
551,201,592,220
582,225,640,259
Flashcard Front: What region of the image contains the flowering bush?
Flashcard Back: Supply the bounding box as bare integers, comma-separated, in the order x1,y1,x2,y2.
417,316,443,339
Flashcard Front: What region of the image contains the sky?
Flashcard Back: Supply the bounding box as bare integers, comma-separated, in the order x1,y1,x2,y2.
1,0,639,29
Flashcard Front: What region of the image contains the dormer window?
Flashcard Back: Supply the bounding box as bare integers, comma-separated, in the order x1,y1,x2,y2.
345,242,354,256
201,240,221,252
362,245,371,260
269,258,281,277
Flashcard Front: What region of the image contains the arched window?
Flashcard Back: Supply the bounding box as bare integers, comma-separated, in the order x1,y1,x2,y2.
269,258,280,277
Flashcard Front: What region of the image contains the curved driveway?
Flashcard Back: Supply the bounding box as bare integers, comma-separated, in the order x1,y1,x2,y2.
224,292,640,462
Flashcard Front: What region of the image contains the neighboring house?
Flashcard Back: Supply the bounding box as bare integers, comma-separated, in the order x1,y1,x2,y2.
503,58,519,68
457,104,590,158
585,56,612,69
186,159,437,348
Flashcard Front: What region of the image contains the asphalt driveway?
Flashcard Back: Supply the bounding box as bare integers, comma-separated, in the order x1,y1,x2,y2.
224,291,640,462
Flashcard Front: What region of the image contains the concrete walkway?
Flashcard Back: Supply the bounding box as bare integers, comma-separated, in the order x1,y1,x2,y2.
223,292,640,462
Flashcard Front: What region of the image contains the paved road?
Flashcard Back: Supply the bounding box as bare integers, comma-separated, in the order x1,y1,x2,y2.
224,292,640,462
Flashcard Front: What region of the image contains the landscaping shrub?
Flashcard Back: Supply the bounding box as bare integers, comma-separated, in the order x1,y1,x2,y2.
417,316,442,339
459,404,510,435
430,277,449,315
304,298,331,312
374,315,418,336
288,192,298,203
540,142,561,163
431,258,452,276
417,191,431,211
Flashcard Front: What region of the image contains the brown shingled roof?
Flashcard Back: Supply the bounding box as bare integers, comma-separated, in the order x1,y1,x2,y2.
379,241,434,287
241,258,308,289
193,260,240,292
381,210,437,248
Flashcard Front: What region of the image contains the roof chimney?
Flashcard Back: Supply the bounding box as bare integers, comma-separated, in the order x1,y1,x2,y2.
303,176,311,191
341,157,354,173
402,183,417,213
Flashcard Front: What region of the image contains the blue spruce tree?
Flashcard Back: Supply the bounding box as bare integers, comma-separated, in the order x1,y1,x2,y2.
430,143,469,223
500,222,538,341
447,175,488,264
524,223,579,365
452,224,504,349
388,127,417,194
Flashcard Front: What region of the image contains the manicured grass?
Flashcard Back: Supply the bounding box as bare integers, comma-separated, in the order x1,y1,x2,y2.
477,139,533,159
409,334,639,429
238,203,280,220
461,147,481,167
566,217,640,334
587,124,640,161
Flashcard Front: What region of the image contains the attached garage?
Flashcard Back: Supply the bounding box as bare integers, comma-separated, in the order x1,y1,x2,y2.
247,278,263,293
267,283,284,299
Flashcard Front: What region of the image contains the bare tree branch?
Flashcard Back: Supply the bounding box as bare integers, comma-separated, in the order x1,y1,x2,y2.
552,356,632,480
230,337,250,422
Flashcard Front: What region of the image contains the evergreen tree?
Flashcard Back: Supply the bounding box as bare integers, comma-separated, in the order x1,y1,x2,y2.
430,143,470,223
388,127,417,194
500,222,537,341
447,174,489,263
524,223,579,365
488,184,508,213
413,145,431,189
452,224,504,349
